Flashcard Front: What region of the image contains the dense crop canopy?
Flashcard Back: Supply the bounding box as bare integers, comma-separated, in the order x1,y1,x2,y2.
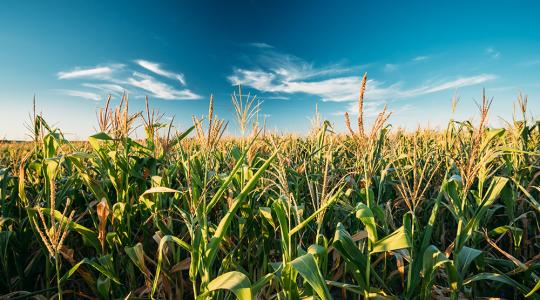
0,90,539,299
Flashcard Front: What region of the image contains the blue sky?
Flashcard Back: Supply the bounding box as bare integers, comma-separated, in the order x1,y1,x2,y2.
1,1,540,140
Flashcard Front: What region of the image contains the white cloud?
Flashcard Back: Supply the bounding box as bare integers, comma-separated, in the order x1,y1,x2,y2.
57,65,122,79
412,55,429,61
82,83,127,94
249,42,273,49
57,60,201,101
486,47,501,59
228,49,368,102
384,63,398,72
57,89,102,101
255,50,355,81
519,59,540,67
126,72,200,100
229,69,357,102
135,59,186,85
229,68,406,102
339,101,386,117
228,47,497,103
229,65,495,103
262,95,289,100
400,74,497,97
337,101,415,121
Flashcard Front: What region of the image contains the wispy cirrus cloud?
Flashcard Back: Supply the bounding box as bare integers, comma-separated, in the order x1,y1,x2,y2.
126,72,199,100
228,46,496,103
229,70,363,102
135,59,186,85
486,47,501,59
384,63,398,72
333,101,384,117
82,83,127,94
412,55,429,62
57,65,122,79
56,89,102,101
338,101,415,119
400,74,496,97
249,42,274,49
519,59,540,67
228,47,363,101
381,55,430,73
56,60,201,100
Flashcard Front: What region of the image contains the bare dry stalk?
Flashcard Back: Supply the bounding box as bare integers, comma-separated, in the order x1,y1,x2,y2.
193,95,228,150
207,94,215,145
393,133,442,211
358,72,367,137
451,93,460,114
33,181,75,257
97,95,112,133
97,93,140,139
514,93,528,121
232,85,261,139
368,105,392,141
467,90,492,190
344,72,391,143
344,112,355,137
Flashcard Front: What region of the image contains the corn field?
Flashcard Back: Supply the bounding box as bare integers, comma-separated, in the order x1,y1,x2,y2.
0,84,539,299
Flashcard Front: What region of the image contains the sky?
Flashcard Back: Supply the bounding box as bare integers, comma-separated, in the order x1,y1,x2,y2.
1,0,540,140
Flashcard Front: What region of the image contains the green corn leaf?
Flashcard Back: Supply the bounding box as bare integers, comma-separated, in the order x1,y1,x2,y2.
152,235,192,298
422,245,450,276
197,271,252,300
169,125,195,148
525,279,540,298
370,226,411,254
58,256,120,285
79,173,108,201
332,223,368,290
459,176,510,248
457,246,482,275
0,231,13,265
290,253,331,300
490,225,523,248
206,148,278,267
252,272,275,296
259,207,276,229
463,272,529,294
96,276,111,300
421,245,459,296
125,243,152,280
206,131,260,212
89,132,113,150
443,175,462,216
140,186,180,197
326,280,363,294
332,223,367,270
355,203,378,243
91,255,120,284
272,198,291,260
59,259,87,283
189,228,202,281
480,128,505,153
139,187,180,211
515,182,540,213
289,187,343,237
206,152,247,211
480,176,509,208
